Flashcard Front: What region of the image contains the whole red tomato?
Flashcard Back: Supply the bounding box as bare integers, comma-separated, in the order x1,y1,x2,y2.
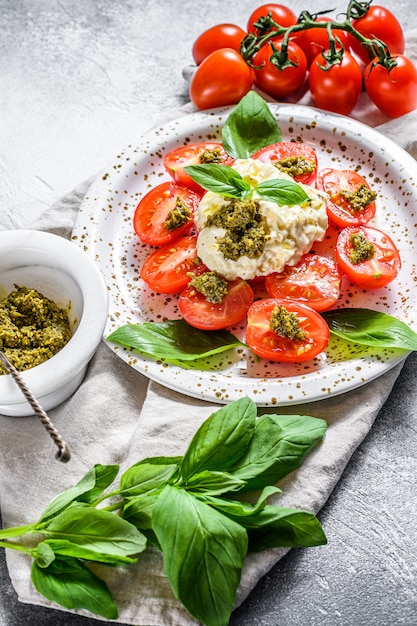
247,4,297,34
295,17,352,67
349,5,405,64
253,40,307,99
189,48,254,110
364,55,417,118
308,51,362,115
192,24,247,65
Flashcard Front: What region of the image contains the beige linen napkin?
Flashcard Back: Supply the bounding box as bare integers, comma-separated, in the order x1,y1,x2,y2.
1,31,417,625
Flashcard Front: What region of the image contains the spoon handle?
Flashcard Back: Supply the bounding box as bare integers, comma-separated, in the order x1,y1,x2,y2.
0,351,71,462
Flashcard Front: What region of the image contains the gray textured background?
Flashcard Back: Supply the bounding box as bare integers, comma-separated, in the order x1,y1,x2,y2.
1,1,417,625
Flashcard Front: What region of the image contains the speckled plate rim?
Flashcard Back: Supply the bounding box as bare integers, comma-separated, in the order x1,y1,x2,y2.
72,103,416,406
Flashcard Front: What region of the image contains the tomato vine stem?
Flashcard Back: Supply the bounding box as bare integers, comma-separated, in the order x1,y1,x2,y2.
240,0,396,72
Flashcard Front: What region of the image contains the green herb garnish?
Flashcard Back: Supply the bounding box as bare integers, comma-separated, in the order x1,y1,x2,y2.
0,398,328,625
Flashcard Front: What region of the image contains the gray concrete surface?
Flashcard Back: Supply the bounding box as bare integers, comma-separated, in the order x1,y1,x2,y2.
1,1,417,624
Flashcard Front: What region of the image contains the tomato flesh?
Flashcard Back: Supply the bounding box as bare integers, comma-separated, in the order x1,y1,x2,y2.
252,141,318,185
140,236,204,294
336,226,401,290
178,278,254,331
265,254,342,312
133,182,200,247
316,168,377,228
164,142,234,193
246,298,330,362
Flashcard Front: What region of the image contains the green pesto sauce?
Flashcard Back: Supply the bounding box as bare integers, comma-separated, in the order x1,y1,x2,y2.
270,305,307,341
188,271,228,304
274,155,315,178
205,198,268,261
339,183,376,212
349,231,375,264
199,148,223,164
164,196,191,231
0,286,72,375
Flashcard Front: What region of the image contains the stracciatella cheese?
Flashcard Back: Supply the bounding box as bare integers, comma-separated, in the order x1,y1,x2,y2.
195,158,328,281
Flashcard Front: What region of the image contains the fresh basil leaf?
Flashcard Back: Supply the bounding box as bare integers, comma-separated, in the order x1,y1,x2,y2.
122,493,160,531
184,163,252,198
36,539,138,565
245,506,327,550
153,485,248,626
230,414,327,491
222,90,282,159
199,485,281,517
255,178,310,205
119,461,179,497
182,470,247,495
322,308,417,350
180,397,257,481
38,464,119,522
43,505,147,557
31,556,118,619
107,319,245,363
32,542,56,568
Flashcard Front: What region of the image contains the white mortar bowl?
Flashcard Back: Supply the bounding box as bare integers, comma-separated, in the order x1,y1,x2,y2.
0,230,108,416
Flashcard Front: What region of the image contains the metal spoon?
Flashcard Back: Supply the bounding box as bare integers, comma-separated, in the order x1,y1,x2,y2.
0,351,71,462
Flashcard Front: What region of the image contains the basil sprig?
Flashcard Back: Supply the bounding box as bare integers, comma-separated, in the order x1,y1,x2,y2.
221,90,282,158
0,398,327,625
184,162,310,205
322,308,417,351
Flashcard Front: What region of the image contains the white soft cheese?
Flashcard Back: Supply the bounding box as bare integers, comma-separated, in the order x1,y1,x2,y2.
195,158,328,281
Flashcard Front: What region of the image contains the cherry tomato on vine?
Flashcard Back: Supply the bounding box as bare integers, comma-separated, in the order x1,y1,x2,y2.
133,182,199,246
247,4,297,34
178,278,254,330
164,142,234,193
140,235,205,294
316,168,376,228
251,141,318,185
246,298,330,362
265,254,342,312
295,17,352,67
349,6,405,64
253,40,307,99
308,50,362,116
336,225,401,290
190,48,255,110
192,24,247,65
364,55,417,118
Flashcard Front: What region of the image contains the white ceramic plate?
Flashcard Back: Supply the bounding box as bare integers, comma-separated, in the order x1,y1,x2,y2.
72,103,417,406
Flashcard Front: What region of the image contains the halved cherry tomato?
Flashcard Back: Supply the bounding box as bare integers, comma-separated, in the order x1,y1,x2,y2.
192,24,247,65
251,141,318,185
164,142,234,194
247,4,297,34
308,51,362,116
140,235,205,294
253,40,307,99
246,298,330,362
336,225,401,290
265,254,342,312
178,278,254,330
189,48,255,111
295,17,352,67
133,182,199,246
364,55,417,118
349,6,405,65
316,168,377,228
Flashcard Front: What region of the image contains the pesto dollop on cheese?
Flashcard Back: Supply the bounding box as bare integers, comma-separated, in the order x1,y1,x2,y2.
195,158,328,280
